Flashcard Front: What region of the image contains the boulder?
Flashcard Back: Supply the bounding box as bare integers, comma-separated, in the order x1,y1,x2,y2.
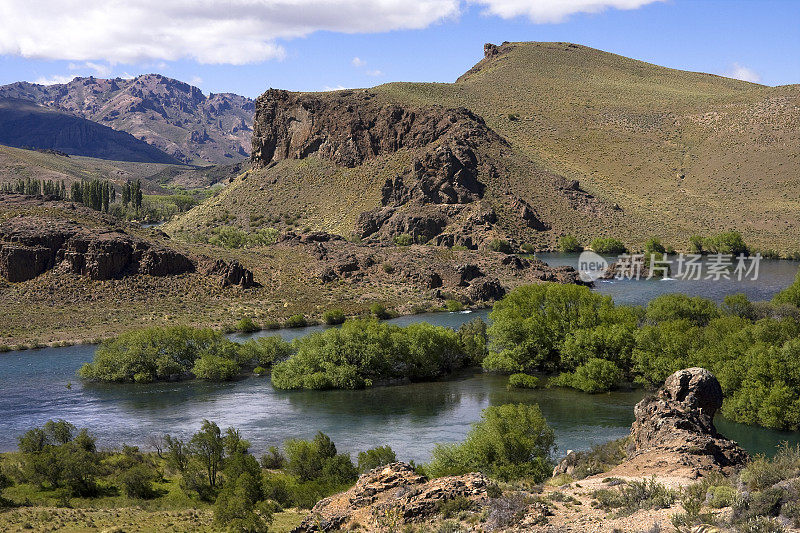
293,463,489,532
625,368,749,477
201,259,257,288
468,278,506,302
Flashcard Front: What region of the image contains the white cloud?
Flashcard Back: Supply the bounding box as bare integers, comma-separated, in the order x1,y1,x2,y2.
322,84,350,91
68,61,111,76
725,63,761,83
469,0,662,23
366,69,384,76
190,75,203,86
352,57,367,67
33,74,75,85
0,0,460,65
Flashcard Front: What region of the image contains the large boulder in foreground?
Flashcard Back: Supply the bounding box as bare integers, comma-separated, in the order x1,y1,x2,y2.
293,463,489,532
621,368,749,478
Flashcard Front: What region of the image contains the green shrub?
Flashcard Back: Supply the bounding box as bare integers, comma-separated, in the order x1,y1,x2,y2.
558,235,583,253
118,464,158,499
520,243,536,254
643,237,666,256
253,366,267,376
238,336,294,367
369,303,391,320
550,358,623,393
708,485,737,508
394,234,413,246
507,373,539,389
774,270,800,307
703,231,748,255
192,355,240,381
271,319,467,390
589,237,627,255
357,446,397,473
322,309,346,325
591,478,676,515
260,446,286,469
689,234,704,254
445,300,464,312
564,438,629,479
457,318,489,365
427,404,555,481
382,262,395,274
487,239,513,253
285,314,308,328
78,326,241,383
237,316,260,333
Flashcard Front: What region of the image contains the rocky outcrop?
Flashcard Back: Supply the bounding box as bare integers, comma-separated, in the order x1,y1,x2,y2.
293,463,489,532
0,214,194,282
250,88,523,247
622,368,749,478
200,258,257,288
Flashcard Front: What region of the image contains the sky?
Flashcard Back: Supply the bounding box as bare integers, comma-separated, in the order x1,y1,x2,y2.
0,0,797,98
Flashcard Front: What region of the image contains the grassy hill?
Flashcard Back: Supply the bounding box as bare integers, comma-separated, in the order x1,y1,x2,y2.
171,42,800,254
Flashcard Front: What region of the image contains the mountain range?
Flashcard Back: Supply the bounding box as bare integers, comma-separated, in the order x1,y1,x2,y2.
0,74,254,165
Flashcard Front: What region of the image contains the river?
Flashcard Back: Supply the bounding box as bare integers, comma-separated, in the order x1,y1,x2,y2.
1,256,798,460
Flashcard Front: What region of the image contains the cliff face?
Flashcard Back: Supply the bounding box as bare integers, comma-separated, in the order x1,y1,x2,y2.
250,89,537,248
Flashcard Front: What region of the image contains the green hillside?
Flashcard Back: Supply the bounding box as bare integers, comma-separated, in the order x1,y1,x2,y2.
171,42,800,254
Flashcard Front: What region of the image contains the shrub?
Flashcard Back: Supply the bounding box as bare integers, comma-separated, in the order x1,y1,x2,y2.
394,234,413,246
357,446,397,473
520,243,536,254
458,318,488,365
689,234,704,254
703,231,748,255
644,237,666,255
236,316,260,333
118,464,158,499
507,373,539,389
589,237,627,255
271,319,467,390
382,262,395,274
708,485,737,508
427,404,555,481
445,300,464,312
563,438,629,479
192,355,240,381
644,294,721,326
558,235,583,253
591,478,676,515
285,314,308,328
774,270,800,307
322,309,346,325
78,326,241,383
369,303,391,320
238,336,294,367
487,239,513,254
260,446,286,469
550,358,623,393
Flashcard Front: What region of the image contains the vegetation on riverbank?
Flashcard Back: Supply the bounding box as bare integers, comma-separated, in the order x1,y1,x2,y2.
485,283,800,430
271,318,487,390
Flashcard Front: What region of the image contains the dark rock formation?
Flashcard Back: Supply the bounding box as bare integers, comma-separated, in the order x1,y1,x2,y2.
627,368,749,476
250,88,521,246
0,216,194,282
293,463,489,532
200,258,257,288
468,278,506,302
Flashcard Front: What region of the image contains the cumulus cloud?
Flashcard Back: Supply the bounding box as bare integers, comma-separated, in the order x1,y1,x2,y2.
352,57,367,67
0,0,460,65
33,74,76,85
469,0,663,23
0,1,663,65
725,63,761,83
366,69,384,77
68,61,112,77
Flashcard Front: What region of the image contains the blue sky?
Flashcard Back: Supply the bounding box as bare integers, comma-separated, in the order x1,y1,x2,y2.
0,0,797,98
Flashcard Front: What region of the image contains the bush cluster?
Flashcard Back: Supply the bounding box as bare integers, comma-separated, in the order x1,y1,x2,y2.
485,282,800,429
271,319,482,390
